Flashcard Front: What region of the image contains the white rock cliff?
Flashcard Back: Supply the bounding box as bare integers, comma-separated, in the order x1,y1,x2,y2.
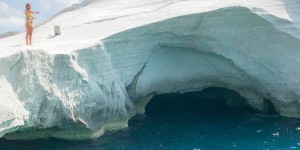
0,0,299,139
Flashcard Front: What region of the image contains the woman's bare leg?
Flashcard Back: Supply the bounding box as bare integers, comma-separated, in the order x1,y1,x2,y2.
29,25,33,45
26,34,29,45
25,23,30,45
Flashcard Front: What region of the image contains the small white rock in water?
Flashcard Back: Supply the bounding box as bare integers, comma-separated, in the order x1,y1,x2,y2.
272,132,279,136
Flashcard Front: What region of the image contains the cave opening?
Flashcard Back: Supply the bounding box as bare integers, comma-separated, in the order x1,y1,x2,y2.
145,87,253,117
129,87,278,126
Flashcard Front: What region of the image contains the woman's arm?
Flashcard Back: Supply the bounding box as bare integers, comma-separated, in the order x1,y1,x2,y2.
29,10,39,14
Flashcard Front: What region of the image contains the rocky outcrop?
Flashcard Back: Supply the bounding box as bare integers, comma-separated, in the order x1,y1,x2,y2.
0,0,300,140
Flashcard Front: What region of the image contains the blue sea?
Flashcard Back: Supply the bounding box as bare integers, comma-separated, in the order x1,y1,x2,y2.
1,88,300,150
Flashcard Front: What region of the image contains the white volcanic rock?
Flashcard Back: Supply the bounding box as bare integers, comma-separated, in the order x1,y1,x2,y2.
0,0,299,139
0,48,135,140
0,31,20,39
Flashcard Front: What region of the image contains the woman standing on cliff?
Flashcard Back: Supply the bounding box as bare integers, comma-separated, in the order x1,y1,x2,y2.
25,3,39,45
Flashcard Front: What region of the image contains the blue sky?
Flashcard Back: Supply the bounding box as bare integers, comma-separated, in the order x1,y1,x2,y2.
0,0,84,34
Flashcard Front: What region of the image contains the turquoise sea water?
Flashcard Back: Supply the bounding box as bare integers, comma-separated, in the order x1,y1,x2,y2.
1,88,300,150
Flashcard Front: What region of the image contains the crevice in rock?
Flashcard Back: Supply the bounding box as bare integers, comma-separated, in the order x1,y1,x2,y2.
126,45,162,100
126,63,147,99
262,99,279,115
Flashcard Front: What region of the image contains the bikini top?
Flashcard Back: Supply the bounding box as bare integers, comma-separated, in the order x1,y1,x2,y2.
25,11,32,19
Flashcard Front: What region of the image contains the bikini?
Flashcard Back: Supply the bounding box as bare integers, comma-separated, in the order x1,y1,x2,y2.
25,11,33,27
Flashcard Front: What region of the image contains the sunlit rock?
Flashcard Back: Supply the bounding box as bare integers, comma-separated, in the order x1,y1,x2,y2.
0,0,299,139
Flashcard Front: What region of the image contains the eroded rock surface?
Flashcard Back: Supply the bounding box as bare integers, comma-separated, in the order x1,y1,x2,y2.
0,0,299,139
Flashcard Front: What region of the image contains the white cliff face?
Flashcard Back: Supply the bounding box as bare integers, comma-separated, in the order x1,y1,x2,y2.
0,48,135,139
104,7,300,116
0,0,299,139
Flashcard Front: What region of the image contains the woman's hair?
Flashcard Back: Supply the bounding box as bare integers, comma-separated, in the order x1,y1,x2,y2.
26,3,30,10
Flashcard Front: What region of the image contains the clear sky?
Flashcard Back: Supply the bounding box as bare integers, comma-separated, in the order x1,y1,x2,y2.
0,0,84,34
